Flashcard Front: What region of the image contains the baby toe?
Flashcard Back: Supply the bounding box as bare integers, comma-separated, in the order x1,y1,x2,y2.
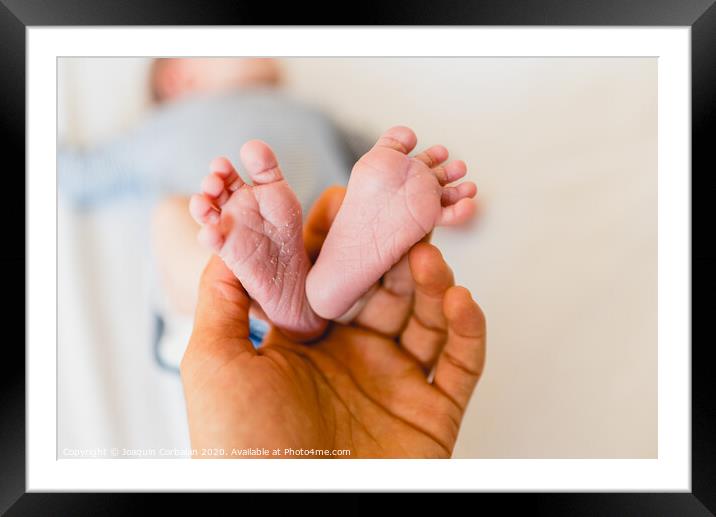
189,193,220,225
374,126,418,154
441,181,477,206
210,156,244,187
201,172,228,199
209,156,235,176
435,160,468,186
239,139,285,184
438,197,476,227
197,222,225,252
414,144,449,168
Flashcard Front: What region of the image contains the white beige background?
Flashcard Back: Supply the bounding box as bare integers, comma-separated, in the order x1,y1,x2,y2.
58,57,656,458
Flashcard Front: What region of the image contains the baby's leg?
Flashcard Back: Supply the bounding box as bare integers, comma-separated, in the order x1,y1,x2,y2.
151,196,210,316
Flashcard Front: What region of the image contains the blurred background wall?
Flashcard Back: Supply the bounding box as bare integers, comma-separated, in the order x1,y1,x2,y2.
58,57,657,458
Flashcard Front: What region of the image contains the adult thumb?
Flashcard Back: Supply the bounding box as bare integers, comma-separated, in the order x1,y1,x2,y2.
184,255,255,364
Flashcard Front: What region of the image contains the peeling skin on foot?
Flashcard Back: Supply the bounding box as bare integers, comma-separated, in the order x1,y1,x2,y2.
190,141,327,340
191,128,475,336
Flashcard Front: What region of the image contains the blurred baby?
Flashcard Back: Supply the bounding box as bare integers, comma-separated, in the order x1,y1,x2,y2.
60,58,368,344
150,59,477,339
59,57,476,350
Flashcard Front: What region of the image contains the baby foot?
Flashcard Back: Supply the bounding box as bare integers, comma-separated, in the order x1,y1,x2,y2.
306,126,476,320
189,141,326,340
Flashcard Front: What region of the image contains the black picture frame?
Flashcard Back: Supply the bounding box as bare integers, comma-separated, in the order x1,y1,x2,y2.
4,0,713,513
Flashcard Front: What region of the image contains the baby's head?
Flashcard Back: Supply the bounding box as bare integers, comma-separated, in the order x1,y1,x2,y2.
150,58,281,103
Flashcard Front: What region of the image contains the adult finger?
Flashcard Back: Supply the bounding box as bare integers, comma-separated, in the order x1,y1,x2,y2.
432,286,486,412
399,243,455,371
303,185,346,263
351,232,434,334
352,253,414,337
182,255,256,375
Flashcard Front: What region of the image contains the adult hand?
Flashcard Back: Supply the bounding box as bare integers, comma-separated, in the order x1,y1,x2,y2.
180,187,486,458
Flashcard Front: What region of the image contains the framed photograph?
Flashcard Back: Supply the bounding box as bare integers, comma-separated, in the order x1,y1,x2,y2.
6,0,713,512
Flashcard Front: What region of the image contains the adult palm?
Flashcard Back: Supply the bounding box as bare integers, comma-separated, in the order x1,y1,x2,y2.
180,188,486,458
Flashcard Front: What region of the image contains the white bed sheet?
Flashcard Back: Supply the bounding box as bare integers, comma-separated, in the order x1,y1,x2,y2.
58,197,190,456
58,57,657,458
